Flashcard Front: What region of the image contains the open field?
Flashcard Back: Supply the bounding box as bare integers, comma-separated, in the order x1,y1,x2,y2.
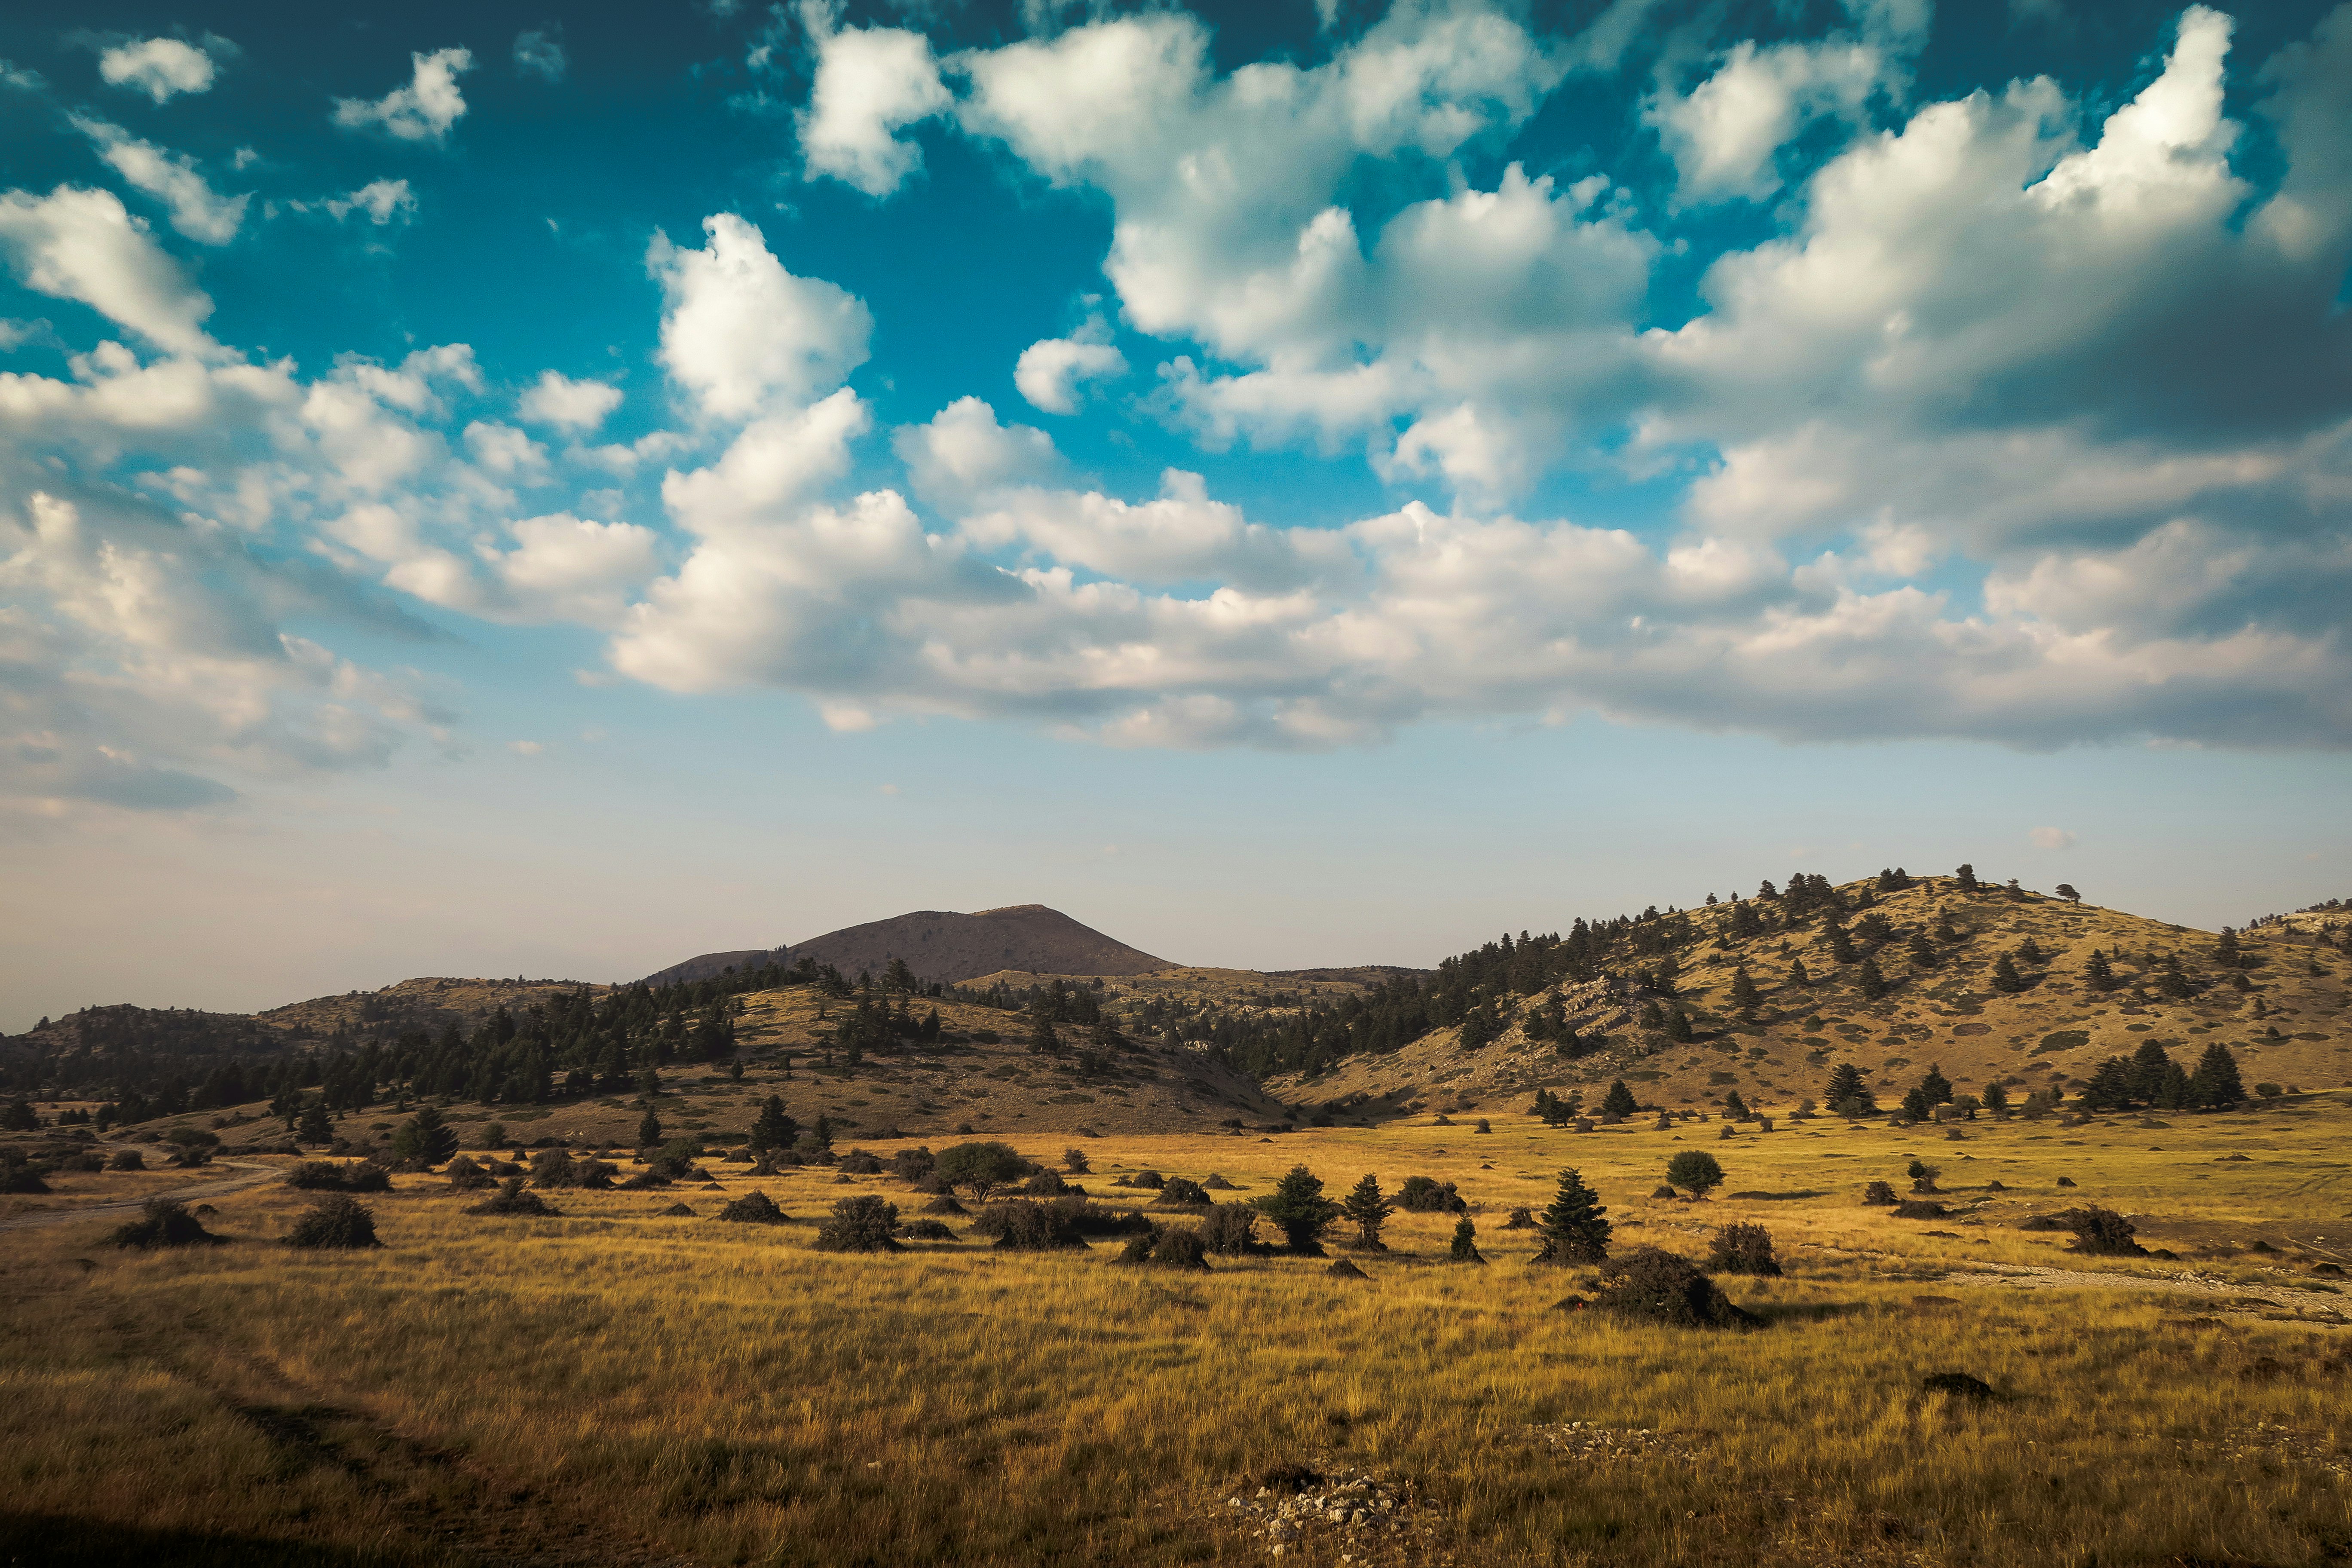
6,1093,2352,1567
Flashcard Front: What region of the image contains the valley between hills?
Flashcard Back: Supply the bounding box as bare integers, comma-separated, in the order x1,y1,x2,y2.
4,872,2351,1568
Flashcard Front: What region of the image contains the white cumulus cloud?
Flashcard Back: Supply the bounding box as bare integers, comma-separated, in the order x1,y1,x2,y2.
98,38,217,103
518,370,623,432
333,48,474,142
647,213,872,421
796,5,950,196
71,116,249,245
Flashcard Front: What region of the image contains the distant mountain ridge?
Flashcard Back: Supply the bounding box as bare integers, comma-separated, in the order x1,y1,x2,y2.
641,904,1176,987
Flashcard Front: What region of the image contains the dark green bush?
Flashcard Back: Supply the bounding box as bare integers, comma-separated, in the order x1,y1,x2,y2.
815,1194,904,1252
466,1178,557,1216
286,1194,380,1249
110,1198,224,1250
1706,1222,1782,1275
716,1190,787,1225
1592,1246,1752,1326
1395,1176,1466,1213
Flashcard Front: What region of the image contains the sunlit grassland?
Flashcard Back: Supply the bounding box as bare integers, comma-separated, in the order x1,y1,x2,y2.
6,1099,2350,1566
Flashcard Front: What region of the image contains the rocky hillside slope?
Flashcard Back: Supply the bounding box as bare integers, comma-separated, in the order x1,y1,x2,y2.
643,905,1174,987
1265,877,2349,1121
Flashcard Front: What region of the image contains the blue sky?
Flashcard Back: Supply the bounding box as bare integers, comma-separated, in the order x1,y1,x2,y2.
1,0,2347,1026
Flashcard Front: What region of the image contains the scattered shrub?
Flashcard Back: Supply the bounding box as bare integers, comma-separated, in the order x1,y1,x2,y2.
528,1149,615,1190
1501,1207,1536,1230
1062,1148,1091,1174
1155,1176,1212,1207
890,1147,937,1183
1394,1175,1467,1213
106,1150,144,1172
619,1170,672,1191
1707,1222,1782,1276
1153,1226,1210,1270
717,1190,787,1225
466,1178,557,1217
285,1161,387,1192
0,1167,51,1194
2065,1205,2147,1257
815,1195,904,1252
985,1200,1089,1251
1200,1203,1262,1256
1591,1246,1752,1327
1202,1174,1237,1190
286,1194,380,1249
110,1198,224,1250
341,1162,392,1193
1024,1169,1071,1196
1129,1170,1167,1190
1450,1216,1485,1264
1861,1181,1898,1206
1893,1200,1948,1219
661,1202,696,1216
1651,1184,1679,1199
1922,1372,1997,1400
898,1218,956,1241
837,1149,885,1175
444,1155,496,1191
919,1193,969,1216
1328,1257,1370,1278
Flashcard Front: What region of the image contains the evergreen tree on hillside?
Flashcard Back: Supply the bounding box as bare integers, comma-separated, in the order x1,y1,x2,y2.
2216,928,2241,968
1602,1080,1639,1118
1824,1063,1872,1116
1900,1085,1932,1121
2128,1040,2174,1104
1991,954,2024,992
637,1107,662,1149
1856,958,1890,1000
2189,1042,2246,1108
1730,966,1762,1014
883,956,919,995
391,1103,457,1165
1825,923,1857,963
1787,956,1810,988
1920,1064,1953,1105
2082,1057,2135,1111
748,1096,796,1153
1722,1088,1749,1119
296,1098,333,1146
1340,1173,1394,1252
1532,1167,1611,1263
2055,883,2080,902
1955,864,1979,891
1981,1080,2010,1118
2085,950,2118,992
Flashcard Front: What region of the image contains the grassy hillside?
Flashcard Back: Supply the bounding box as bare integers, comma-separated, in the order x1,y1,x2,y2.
6,1093,2349,1565
1268,877,2349,1121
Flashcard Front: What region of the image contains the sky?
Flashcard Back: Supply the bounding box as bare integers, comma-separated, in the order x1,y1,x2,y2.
1,0,2349,1029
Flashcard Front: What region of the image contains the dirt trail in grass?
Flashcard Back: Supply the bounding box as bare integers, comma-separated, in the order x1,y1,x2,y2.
0,1155,282,1232
1938,1261,2349,1316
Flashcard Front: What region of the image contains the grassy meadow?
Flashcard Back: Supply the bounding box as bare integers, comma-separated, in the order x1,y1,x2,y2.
6,1096,2351,1567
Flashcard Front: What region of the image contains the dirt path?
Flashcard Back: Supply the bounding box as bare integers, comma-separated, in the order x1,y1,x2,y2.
1936,1260,2349,1316
0,1155,282,1233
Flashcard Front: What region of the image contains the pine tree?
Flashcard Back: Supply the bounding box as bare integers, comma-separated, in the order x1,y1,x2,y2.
1856,957,1890,999
2154,1058,2193,1109
392,1103,457,1164
2188,1042,2246,1108
1602,1080,1638,1118
296,1098,333,1146
1954,863,1979,891
1981,1079,2010,1118
1826,923,1856,963
1991,953,2024,992
1450,1215,1485,1264
2216,928,2241,967
1722,1088,1749,1119
1787,956,1810,988
1730,966,1762,1013
2085,950,2116,991
1900,1085,1932,1121
748,1096,796,1153
1920,1063,1953,1105
1255,1165,1341,1254
2128,1040,2173,1104
638,1107,662,1149
1030,1016,1061,1055
1340,1173,1394,1252
2082,1057,2136,1110
1824,1062,1870,1115
1532,1167,1611,1263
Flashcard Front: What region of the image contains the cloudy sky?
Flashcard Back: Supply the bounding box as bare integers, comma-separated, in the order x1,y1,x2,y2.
2,0,2347,1026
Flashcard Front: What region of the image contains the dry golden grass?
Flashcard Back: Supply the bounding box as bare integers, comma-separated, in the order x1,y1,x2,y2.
6,1095,2351,1566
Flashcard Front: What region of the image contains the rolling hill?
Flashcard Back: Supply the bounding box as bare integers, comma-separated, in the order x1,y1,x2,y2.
643,904,1175,986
